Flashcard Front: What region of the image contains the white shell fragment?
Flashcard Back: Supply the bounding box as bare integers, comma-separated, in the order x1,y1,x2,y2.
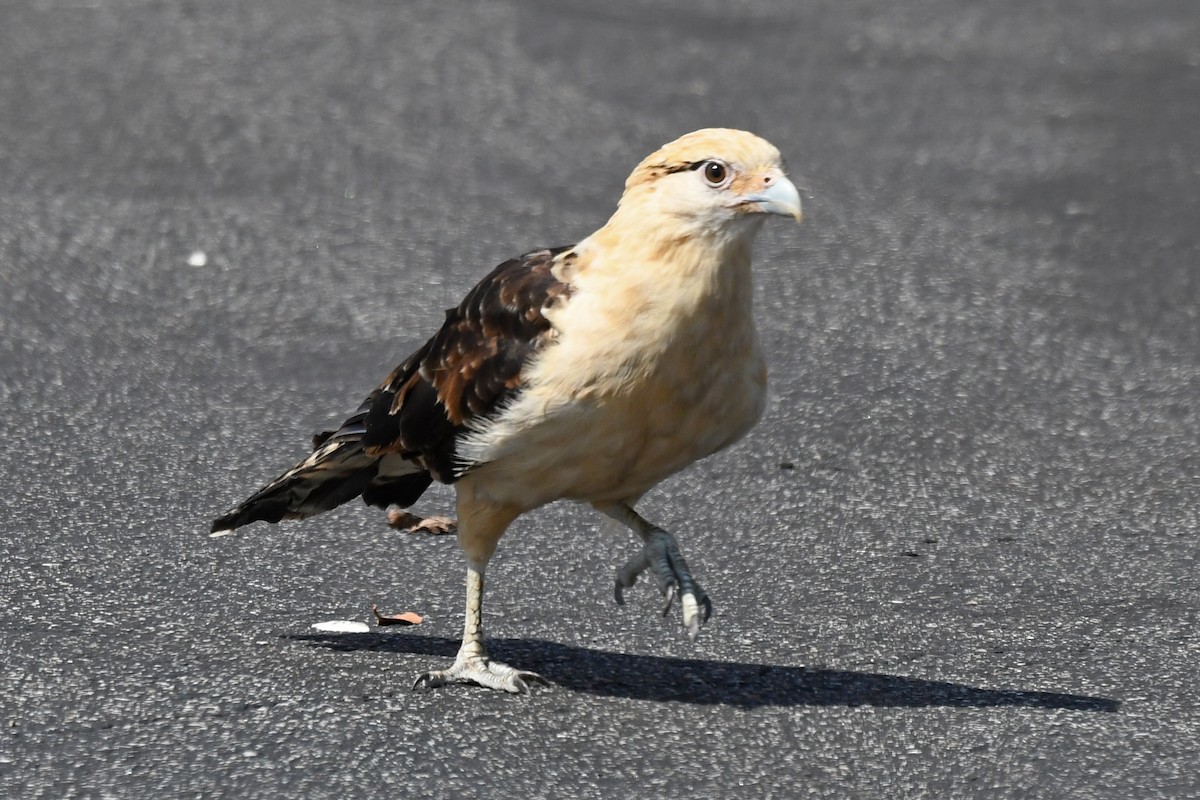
311,620,370,634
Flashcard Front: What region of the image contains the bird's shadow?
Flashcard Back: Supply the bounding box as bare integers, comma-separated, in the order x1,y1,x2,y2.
289,632,1119,711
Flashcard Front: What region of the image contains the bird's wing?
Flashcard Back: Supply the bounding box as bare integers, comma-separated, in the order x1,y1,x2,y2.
347,246,574,482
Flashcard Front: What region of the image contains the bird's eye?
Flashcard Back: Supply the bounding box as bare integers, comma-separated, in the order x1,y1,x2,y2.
702,160,728,186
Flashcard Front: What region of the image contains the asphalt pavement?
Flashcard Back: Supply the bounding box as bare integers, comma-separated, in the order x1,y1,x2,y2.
1,1,1198,797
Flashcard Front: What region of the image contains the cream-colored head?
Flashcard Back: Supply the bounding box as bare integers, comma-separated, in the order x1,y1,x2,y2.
615,128,802,237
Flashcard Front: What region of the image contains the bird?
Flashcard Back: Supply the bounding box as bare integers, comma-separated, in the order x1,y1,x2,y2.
211,128,802,693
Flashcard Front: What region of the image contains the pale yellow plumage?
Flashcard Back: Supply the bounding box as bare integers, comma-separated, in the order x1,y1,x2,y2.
426,128,801,692
213,128,802,693
458,129,795,506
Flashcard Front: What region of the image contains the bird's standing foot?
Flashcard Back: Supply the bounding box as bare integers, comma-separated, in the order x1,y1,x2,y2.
387,508,457,535
412,657,549,694
614,527,713,640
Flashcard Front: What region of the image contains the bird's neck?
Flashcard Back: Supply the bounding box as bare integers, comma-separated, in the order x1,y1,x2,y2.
581,208,762,303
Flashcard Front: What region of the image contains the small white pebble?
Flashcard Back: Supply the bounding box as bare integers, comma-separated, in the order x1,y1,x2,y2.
187,250,208,267
311,620,370,634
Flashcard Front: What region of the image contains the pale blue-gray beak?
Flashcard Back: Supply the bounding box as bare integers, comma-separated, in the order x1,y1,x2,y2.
742,174,803,222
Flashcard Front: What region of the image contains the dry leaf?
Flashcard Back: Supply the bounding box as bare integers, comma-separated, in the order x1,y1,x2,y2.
371,604,423,626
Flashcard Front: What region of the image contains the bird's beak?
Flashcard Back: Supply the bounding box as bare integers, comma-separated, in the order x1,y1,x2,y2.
741,173,803,222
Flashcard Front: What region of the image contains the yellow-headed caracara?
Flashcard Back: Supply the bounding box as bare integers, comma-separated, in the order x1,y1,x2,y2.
212,129,803,692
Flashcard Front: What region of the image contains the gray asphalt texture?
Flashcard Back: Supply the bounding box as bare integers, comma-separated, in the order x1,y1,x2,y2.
2,1,1198,797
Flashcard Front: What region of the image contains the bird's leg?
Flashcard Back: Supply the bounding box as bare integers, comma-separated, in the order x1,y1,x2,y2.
411,561,548,693
595,502,713,641
412,494,547,693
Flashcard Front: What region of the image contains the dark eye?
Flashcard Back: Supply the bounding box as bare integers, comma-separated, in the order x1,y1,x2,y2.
702,160,728,186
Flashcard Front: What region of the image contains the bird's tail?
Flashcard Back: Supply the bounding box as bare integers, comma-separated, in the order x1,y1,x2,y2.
211,427,433,533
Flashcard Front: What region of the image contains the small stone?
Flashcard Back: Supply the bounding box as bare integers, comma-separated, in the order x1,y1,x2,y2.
312,620,370,633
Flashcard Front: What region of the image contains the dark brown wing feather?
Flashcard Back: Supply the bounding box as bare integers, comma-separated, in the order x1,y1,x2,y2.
211,246,573,532
361,246,574,481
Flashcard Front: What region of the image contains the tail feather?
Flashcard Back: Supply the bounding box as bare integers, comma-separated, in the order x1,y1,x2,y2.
211,437,432,533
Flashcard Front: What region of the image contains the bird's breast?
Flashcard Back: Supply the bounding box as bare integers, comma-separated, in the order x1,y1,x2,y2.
618,303,767,481
458,254,767,508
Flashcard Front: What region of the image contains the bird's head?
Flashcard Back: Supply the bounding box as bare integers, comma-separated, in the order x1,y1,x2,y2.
615,128,802,240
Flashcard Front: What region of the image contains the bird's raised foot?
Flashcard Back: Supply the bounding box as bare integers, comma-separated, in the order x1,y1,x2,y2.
411,657,550,694
614,527,713,640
